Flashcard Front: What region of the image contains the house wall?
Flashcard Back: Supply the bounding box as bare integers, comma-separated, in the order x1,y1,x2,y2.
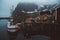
57,7,60,23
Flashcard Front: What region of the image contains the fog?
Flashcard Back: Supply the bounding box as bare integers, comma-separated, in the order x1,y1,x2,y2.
0,0,60,17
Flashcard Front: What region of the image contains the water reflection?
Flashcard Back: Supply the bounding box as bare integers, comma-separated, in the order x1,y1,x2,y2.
0,20,50,40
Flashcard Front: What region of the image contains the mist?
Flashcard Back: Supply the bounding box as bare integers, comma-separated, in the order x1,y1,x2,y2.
0,0,60,17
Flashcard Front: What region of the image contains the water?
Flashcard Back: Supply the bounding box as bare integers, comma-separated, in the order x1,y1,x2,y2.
0,20,50,40
0,20,8,26
0,20,9,40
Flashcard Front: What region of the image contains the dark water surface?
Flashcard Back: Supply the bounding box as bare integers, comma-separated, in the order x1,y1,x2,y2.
0,20,50,40
0,20,9,40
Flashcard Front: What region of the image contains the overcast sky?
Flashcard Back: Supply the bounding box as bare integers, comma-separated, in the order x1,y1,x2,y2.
0,0,60,17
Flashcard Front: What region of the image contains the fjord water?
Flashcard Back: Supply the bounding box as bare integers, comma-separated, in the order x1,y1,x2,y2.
0,20,9,40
